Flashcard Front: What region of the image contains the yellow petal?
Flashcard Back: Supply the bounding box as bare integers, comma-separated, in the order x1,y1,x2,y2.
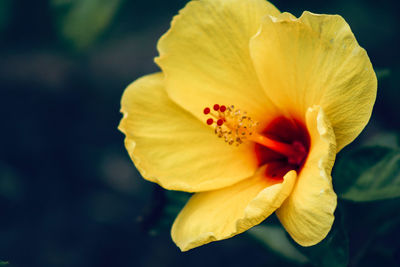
250,12,377,151
171,167,297,251
119,73,258,192
156,0,281,126
276,106,337,246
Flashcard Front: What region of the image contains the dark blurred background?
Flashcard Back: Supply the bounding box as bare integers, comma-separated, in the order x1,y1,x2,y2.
0,0,399,266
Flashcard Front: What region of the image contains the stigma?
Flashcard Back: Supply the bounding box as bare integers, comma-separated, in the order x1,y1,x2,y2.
204,104,309,167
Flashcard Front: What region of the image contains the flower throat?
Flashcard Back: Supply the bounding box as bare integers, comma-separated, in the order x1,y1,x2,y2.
204,104,310,175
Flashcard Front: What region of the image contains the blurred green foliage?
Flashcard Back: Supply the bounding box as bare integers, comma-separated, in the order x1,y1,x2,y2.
375,68,391,81
248,224,309,265
51,0,124,49
0,0,12,33
334,146,400,201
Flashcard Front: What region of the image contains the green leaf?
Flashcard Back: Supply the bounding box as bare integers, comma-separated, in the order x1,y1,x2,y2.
248,224,309,264
362,132,399,148
0,261,9,266
51,0,123,49
291,208,349,267
375,68,391,81
334,146,400,201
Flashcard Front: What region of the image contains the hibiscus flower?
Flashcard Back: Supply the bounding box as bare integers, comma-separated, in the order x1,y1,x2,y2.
119,0,377,251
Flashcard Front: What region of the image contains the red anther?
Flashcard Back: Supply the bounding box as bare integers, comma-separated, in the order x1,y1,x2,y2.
206,118,214,125
220,105,226,112
213,104,220,111
203,107,210,114
217,119,224,126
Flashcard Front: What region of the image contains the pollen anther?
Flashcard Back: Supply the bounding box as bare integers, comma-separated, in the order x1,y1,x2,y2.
203,104,259,146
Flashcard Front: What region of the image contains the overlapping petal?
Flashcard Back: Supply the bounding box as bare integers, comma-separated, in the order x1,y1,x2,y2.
119,73,259,192
172,167,297,251
276,106,337,246
156,0,281,127
250,12,377,151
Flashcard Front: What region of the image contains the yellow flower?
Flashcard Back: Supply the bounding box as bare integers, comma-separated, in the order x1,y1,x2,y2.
119,0,377,251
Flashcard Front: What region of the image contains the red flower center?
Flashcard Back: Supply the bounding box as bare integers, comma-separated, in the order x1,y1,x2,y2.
255,117,310,179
